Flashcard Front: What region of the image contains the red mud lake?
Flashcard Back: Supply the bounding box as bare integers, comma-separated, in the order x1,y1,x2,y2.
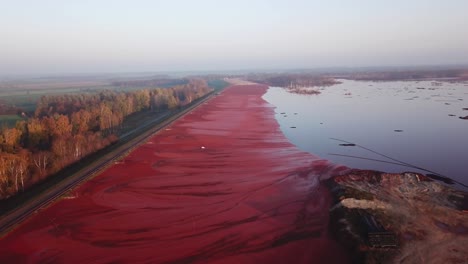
0,85,350,263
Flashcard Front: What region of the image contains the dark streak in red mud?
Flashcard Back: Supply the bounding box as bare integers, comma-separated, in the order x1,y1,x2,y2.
0,85,350,264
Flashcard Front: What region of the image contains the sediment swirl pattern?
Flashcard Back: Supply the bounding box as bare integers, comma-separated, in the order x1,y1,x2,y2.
0,85,349,263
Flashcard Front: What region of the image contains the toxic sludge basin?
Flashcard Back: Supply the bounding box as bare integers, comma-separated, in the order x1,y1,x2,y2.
0,85,349,264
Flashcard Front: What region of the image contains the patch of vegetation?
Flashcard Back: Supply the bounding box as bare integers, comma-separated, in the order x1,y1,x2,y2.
112,78,188,89
247,73,340,88
0,85,118,114
207,79,230,90
0,115,24,128
0,94,42,113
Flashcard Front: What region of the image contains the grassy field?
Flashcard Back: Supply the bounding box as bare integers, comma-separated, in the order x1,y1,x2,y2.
0,115,24,128
207,79,230,90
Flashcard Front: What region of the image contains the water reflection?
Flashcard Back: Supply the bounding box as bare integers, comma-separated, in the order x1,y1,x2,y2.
263,79,468,188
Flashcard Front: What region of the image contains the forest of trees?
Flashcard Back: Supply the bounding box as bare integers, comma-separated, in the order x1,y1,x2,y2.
112,78,188,88
0,79,212,199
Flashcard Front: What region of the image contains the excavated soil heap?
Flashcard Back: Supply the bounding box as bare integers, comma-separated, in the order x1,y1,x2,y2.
0,85,349,263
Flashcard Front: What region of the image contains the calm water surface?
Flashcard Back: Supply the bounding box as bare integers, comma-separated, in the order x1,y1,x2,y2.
263,80,468,187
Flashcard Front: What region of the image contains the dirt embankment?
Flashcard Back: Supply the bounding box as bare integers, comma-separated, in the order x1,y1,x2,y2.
326,170,468,264
0,84,349,263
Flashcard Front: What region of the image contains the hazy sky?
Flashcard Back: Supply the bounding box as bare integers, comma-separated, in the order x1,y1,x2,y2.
1,0,468,75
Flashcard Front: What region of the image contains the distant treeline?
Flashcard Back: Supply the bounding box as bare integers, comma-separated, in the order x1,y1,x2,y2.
247,74,341,88
0,79,212,199
112,78,188,88
341,69,468,81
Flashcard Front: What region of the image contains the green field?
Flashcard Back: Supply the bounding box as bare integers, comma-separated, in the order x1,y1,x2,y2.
0,84,119,111
0,115,24,128
207,79,230,90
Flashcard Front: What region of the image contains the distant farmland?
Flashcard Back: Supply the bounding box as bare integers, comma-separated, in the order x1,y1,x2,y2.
0,75,185,120
0,115,24,127
0,74,226,128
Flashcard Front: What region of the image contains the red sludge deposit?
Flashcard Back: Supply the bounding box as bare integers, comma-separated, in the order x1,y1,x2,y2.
0,85,350,263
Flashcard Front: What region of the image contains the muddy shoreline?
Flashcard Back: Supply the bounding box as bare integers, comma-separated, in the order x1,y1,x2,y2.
326,170,468,263
0,85,350,263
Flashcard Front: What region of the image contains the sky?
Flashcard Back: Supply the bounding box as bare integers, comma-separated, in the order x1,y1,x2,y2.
1,0,468,75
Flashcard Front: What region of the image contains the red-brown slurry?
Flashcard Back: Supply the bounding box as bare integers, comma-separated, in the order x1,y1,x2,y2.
0,85,349,263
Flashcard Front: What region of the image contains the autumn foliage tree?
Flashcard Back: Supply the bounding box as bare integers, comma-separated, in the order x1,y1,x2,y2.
0,78,213,199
